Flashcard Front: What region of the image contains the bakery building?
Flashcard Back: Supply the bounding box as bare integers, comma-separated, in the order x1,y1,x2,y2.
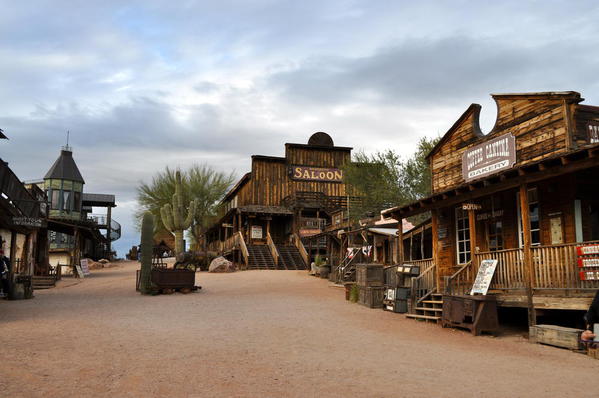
383,91,599,325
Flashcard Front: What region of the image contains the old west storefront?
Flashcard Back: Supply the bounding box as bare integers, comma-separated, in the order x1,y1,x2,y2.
384,91,599,324
206,132,353,269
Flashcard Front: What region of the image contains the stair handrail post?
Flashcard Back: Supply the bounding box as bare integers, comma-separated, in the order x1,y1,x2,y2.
266,232,279,267
237,231,250,269
293,233,309,266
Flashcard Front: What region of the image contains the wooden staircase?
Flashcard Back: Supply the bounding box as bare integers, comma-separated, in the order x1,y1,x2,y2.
32,275,56,290
247,245,276,270
406,292,443,323
276,245,307,270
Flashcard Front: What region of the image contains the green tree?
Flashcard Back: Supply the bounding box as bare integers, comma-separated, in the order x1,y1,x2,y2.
342,136,440,224
136,165,234,250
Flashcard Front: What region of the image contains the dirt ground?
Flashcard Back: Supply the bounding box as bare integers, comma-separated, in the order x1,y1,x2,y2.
1,261,597,398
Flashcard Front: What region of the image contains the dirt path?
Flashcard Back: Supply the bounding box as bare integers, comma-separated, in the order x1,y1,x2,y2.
1,261,597,397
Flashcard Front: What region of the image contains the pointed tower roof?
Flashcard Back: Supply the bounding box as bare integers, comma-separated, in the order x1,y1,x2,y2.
44,147,85,183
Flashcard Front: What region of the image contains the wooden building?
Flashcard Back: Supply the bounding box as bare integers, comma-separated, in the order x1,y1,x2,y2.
206,132,355,270
383,91,599,324
40,146,121,274
0,136,48,298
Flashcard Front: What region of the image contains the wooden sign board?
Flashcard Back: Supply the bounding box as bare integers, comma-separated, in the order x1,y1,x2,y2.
80,259,91,276
12,216,46,228
290,165,343,182
462,203,482,211
588,122,599,144
74,264,85,278
470,259,498,295
462,133,516,182
250,225,262,239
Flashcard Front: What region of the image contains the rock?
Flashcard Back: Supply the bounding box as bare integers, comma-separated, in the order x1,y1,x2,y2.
208,257,236,273
98,259,110,264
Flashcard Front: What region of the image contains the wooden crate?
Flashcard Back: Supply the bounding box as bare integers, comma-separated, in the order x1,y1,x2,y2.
358,286,386,308
356,264,384,287
529,324,583,350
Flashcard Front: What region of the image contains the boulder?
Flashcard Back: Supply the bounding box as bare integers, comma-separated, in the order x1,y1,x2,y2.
208,257,236,273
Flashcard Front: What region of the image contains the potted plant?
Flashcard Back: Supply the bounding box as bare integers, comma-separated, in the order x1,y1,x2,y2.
315,255,330,279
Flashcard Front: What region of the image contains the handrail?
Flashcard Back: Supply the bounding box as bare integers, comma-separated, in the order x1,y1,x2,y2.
292,233,309,266
411,260,436,307
266,233,279,267
237,231,250,269
445,260,473,295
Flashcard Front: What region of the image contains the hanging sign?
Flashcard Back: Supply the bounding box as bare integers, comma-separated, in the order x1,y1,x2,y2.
577,244,599,281
470,259,499,295
577,244,599,256
250,225,263,239
462,134,516,182
462,203,482,211
290,166,343,182
588,122,599,144
12,217,45,228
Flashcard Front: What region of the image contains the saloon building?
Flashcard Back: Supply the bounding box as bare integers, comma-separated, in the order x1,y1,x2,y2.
206,132,355,270
383,91,599,325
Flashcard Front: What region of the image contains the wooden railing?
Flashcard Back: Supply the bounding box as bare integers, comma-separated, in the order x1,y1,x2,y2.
292,233,309,266
410,259,435,305
223,234,238,253
207,240,223,253
475,248,526,291
237,232,249,269
532,241,599,290
445,261,473,295
266,233,279,267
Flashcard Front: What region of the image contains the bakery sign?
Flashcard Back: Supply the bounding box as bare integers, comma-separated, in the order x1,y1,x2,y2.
290,166,343,182
462,134,516,182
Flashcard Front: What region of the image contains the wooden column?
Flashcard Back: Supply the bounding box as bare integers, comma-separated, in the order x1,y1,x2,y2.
519,184,537,326
72,228,80,276
106,206,112,258
431,209,440,292
397,218,404,264
266,219,271,237
467,207,478,268
8,231,17,296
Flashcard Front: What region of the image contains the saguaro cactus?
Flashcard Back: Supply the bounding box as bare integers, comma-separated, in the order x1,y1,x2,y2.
139,211,154,294
160,170,197,255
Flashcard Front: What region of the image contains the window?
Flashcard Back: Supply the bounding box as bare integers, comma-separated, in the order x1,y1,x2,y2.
51,190,60,210
63,190,71,212
517,187,541,247
487,221,503,251
456,207,471,264
73,191,81,212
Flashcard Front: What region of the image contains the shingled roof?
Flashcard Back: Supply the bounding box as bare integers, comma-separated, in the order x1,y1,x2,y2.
44,149,85,183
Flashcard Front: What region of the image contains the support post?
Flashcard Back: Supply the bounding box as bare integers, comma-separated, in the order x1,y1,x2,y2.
519,184,537,327
397,218,404,264
106,206,112,258
467,207,478,270
431,209,440,293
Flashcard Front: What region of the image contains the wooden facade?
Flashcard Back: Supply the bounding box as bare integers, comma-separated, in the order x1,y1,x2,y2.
206,132,354,269
384,91,599,321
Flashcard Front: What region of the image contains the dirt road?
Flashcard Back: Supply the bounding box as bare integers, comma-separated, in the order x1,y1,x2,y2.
1,261,597,397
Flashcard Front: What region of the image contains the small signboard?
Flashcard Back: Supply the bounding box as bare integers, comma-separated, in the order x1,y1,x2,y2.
588,122,599,144
470,259,499,295
74,264,85,278
577,244,599,281
12,216,45,228
299,228,321,237
462,203,482,211
462,133,516,182
250,225,263,239
80,259,91,276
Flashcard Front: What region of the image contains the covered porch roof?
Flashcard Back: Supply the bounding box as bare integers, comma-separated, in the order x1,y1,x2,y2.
383,142,599,219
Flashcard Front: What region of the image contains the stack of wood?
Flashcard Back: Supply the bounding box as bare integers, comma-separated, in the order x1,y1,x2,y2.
356,264,385,308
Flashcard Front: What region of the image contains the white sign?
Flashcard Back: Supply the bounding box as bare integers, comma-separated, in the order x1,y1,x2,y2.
80,259,91,276
470,259,499,295
251,225,263,239
74,264,85,278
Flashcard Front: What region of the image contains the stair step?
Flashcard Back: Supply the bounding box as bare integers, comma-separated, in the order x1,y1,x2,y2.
405,314,441,321
415,307,443,312
421,300,443,305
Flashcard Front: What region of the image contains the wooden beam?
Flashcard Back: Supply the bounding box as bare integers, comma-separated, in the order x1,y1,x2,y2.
431,209,440,292
467,207,477,270
519,184,537,327
397,219,404,264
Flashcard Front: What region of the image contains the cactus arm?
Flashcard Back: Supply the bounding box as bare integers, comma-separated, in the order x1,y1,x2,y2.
160,204,174,232
183,199,196,230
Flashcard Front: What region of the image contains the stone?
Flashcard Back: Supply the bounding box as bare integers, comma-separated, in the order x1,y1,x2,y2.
209,257,236,273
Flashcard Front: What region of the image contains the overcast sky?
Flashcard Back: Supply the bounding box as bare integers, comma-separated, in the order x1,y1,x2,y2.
1,1,599,255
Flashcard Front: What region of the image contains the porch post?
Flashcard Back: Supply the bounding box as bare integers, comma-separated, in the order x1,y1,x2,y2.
431,209,440,293
467,207,478,270
519,184,537,326
397,218,404,264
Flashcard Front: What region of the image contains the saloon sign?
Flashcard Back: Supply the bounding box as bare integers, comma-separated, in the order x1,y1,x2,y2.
290,166,343,182
462,134,516,182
